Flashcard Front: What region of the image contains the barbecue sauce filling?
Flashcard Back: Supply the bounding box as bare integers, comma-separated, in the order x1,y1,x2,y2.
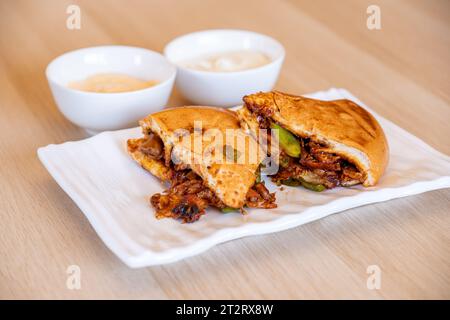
138,131,276,223
248,105,365,190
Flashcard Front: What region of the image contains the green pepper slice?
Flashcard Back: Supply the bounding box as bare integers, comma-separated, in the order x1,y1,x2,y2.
270,123,301,158
255,166,262,183
280,178,325,191
221,207,237,213
300,180,326,192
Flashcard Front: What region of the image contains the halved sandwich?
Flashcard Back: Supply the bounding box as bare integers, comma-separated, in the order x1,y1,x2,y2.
236,91,389,190
127,106,276,223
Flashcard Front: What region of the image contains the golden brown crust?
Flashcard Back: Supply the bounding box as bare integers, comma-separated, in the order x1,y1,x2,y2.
240,91,389,186
142,106,240,133
132,106,262,208
127,138,172,181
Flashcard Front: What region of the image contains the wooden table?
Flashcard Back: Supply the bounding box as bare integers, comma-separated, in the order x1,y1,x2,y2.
1,0,449,299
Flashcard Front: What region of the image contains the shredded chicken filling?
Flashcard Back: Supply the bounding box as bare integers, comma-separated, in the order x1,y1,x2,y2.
245,103,365,189
139,132,276,223
273,139,364,189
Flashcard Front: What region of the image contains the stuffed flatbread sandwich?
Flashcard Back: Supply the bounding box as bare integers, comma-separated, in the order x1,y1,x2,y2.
236,91,389,191
127,106,277,223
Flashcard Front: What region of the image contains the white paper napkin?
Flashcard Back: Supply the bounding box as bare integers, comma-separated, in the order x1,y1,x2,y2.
38,88,450,267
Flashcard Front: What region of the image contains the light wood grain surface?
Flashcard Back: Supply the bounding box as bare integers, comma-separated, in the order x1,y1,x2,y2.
1,0,449,299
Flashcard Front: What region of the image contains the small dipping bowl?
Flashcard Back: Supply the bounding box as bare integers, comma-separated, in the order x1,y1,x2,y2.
46,45,176,134
164,29,285,107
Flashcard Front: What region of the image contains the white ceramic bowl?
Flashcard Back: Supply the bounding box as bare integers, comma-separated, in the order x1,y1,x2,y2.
46,45,176,134
164,29,285,107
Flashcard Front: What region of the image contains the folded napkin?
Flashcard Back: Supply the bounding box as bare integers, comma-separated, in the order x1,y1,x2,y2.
38,88,450,267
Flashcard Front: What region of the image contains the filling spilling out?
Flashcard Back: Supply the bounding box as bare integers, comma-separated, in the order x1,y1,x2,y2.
249,108,365,191
132,131,276,223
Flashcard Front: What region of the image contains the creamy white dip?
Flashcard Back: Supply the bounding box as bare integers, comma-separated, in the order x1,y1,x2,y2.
180,50,271,72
